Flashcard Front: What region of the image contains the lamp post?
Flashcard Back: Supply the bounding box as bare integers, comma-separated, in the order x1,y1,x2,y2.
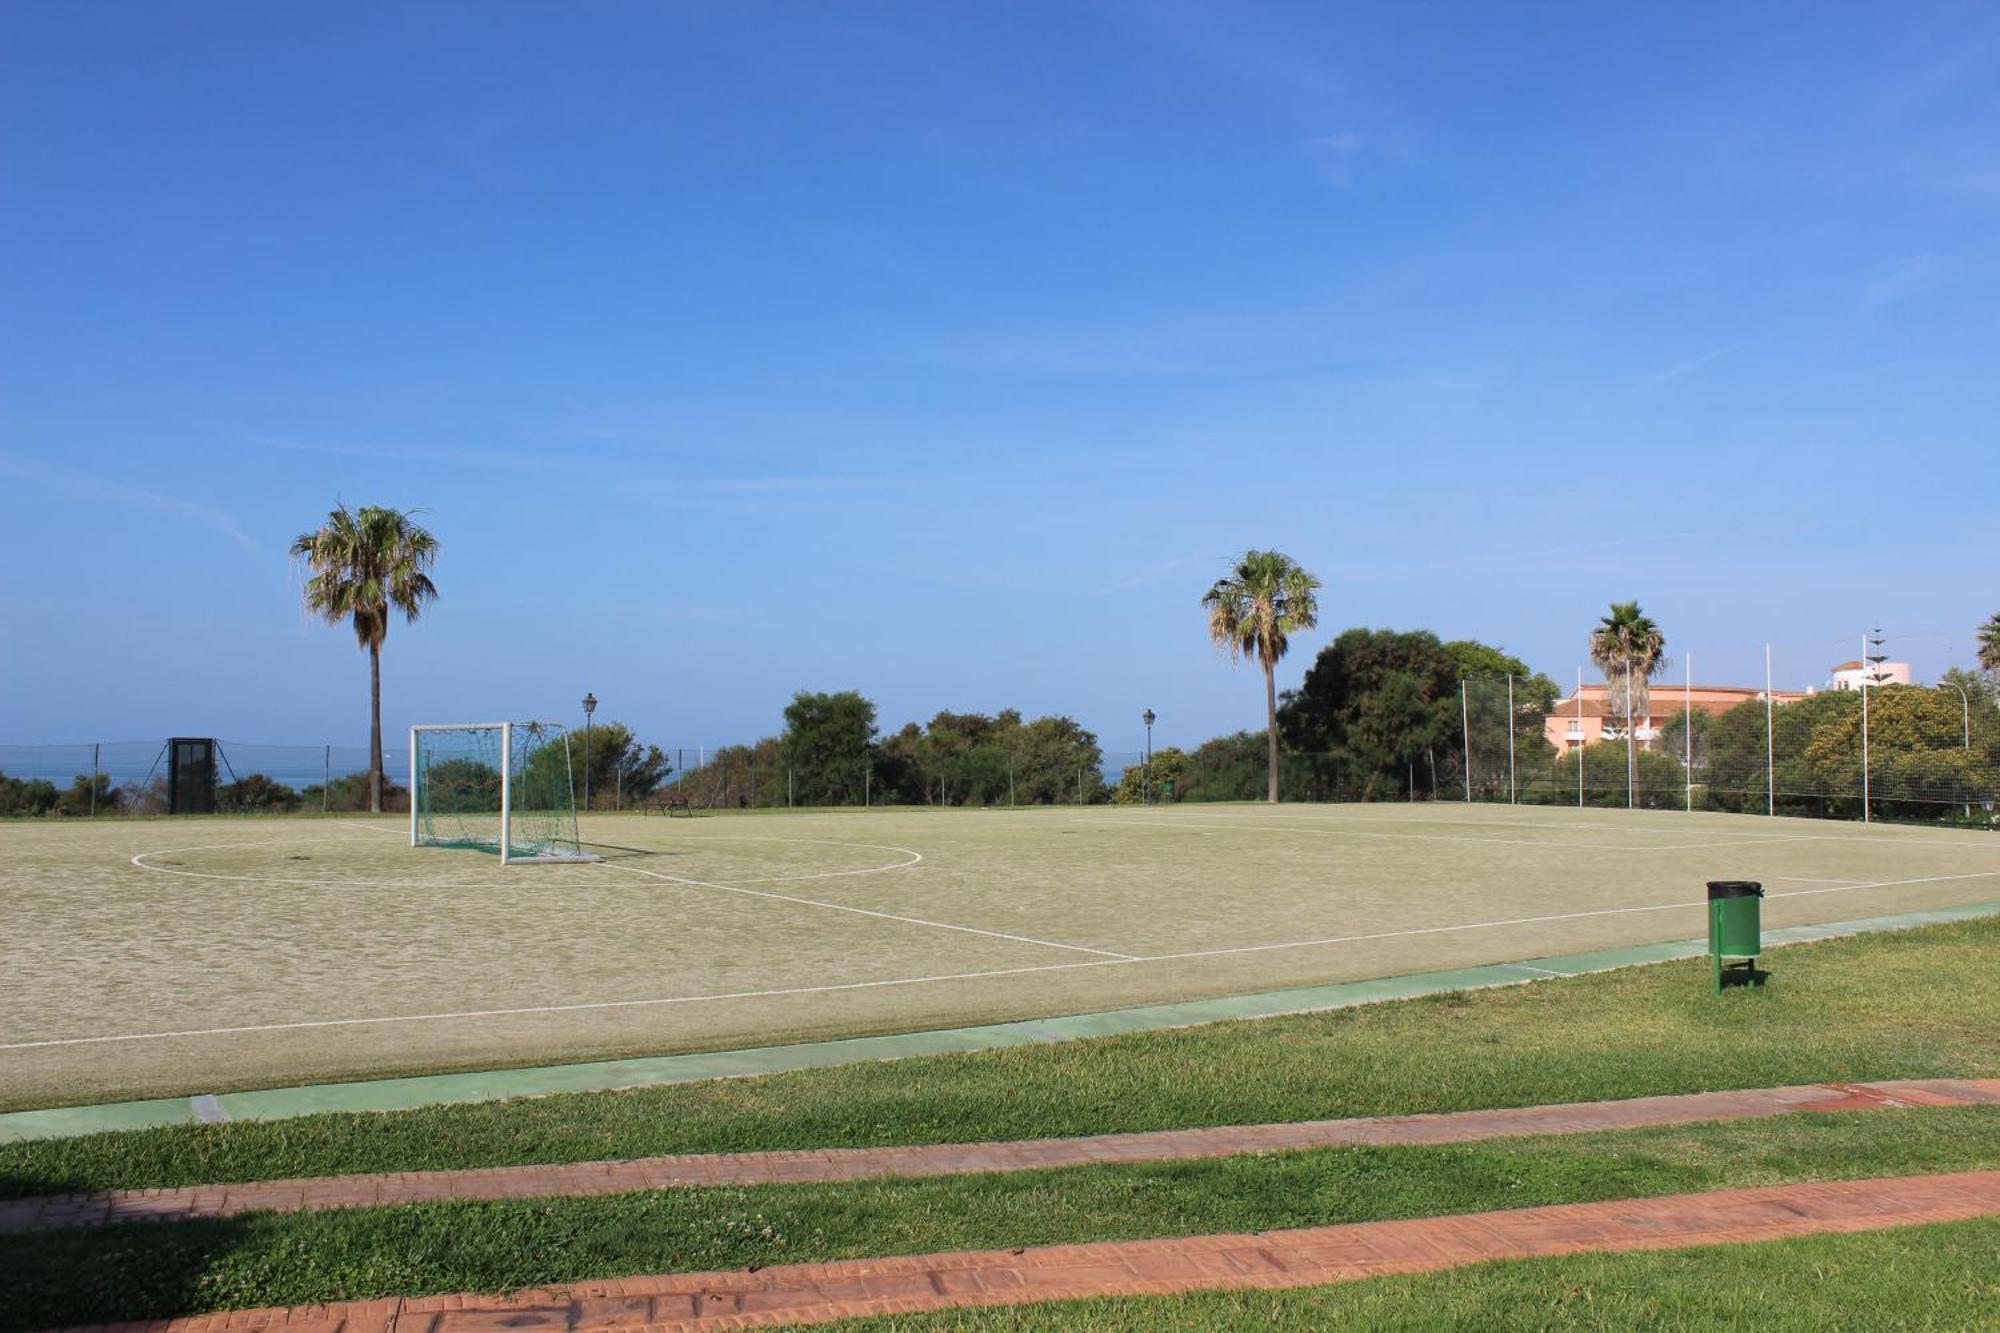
1938,680,1972,818
582,692,597,812
1142,708,1156,805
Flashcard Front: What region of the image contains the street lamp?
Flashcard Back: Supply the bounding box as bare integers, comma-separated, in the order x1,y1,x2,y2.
582,692,597,812
1937,680,1972,819
1142,709,1156,806
1935,681,1972,750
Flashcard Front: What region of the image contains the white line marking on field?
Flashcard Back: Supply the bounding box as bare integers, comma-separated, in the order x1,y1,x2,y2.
0,958,1128,1050
605,859,1136,960
27,828,1989,1052
126,833,925,891
1070,816,1815,853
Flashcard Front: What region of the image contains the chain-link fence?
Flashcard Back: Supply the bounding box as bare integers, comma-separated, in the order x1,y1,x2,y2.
8,650,1995,823
0,740,380,815
1457,657,1999,823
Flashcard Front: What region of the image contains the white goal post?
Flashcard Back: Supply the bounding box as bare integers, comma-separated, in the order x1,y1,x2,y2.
409,722,597,864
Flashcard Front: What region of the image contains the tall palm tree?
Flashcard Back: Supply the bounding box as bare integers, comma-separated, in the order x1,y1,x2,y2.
1589,601,1665,805
292,505,440,813
1203,550,1321,803
1979,612,2000,682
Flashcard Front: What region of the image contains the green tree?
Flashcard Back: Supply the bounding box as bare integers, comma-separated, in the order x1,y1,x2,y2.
780,690,878,805
1281,628,1463,801
1589,601,1665,800
1539,741,1689,809
554,722,672,809
0,772,60,816
1979,614,2000,681
1111,746,1189,804
215,773,298,814
1202,550,1321,803
291,505,440,813
1001,714,1104,805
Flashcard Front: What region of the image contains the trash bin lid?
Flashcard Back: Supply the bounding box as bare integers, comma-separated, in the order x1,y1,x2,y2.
1706,880,1764,899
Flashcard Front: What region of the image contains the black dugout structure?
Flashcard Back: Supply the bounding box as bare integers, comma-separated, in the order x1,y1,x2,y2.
166,737,218,814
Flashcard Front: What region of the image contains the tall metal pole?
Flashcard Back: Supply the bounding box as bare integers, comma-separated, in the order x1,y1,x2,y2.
1460,680,1472,802
1576,666,1585,809
1685,653,1693,814
323,743,330,814
1625,661,1635,810
90,742,100,817
581,693,596,813
1765,644,1775,817
1506,674,1517,804
1860,634,1870,823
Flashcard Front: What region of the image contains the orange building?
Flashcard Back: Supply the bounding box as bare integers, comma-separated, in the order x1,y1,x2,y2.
1544,682,1809,755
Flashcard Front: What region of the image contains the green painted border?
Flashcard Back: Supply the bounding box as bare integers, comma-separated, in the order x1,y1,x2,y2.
4,900,1995,1144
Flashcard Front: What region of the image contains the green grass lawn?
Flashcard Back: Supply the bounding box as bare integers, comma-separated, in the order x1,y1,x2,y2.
850,1217,2000,1331
5,915,1997,1198
4,1106,1994,1330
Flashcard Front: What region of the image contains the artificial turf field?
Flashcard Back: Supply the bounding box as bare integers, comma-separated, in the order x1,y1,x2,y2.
3,803,1997,1110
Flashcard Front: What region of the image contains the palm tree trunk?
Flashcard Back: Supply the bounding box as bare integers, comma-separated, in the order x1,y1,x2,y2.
1264,658,1280,804
368,641,383,814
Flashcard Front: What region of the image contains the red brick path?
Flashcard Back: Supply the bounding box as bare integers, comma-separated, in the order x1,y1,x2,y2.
8,1078,1995,1236
56,1170,2000,1332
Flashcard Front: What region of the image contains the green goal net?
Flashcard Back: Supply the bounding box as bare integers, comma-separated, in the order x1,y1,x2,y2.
410,722,595,863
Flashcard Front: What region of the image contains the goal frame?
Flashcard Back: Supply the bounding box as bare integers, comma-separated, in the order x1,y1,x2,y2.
409,721,592,865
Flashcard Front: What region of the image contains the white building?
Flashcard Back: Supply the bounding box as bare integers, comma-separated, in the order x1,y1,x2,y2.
1828,659,1911,691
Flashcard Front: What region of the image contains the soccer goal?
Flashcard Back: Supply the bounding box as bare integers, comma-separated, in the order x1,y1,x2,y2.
409,722,597,864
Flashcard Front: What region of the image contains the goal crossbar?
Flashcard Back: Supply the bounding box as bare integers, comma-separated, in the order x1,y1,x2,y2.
409,721,597,865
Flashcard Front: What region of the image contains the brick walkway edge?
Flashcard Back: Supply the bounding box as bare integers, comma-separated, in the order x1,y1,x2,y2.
10,1078,1998,1236
53,1170,2000,1333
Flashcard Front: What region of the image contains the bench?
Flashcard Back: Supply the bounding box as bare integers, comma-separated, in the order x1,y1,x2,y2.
648,790,694,816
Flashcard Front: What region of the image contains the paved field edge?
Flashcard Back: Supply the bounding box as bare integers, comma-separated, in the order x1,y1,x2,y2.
5,898,1991,1145
41,1171,2000,1332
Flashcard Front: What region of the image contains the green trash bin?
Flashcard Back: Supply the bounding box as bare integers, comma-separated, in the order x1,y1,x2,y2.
1707,880,1765,991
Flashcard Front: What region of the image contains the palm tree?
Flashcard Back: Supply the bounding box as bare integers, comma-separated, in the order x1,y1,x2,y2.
292,505,440,813
1589,601,1665,805
1979,613,2000,682
1203,550,1321,803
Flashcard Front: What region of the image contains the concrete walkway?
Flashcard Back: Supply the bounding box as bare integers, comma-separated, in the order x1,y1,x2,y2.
10,1077,1996,1235
55,1170,2000,1332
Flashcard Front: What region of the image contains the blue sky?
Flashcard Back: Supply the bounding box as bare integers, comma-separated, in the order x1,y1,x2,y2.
3,2,1996,753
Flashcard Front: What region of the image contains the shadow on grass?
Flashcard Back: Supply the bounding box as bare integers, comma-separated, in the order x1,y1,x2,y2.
0,1216,247,1332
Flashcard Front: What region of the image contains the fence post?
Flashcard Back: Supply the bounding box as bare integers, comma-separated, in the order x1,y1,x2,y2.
1765,644,1775,817
1506,674,1517,804
323,745,330,814
91,743,100,817
788,766,794,809
1576,666,1585,809
1460,680,1472,802
1684,653,1693,813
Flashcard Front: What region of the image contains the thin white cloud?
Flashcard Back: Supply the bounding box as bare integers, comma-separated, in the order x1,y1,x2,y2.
0,453,256,552
1862,255,1941,308
1091,553,1205,597
1647,343,1744,386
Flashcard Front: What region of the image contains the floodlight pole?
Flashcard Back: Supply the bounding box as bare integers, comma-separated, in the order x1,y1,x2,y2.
581,693,596,813
1506,674,1516,804
1684,653,1693,814
1142,709,1156,806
